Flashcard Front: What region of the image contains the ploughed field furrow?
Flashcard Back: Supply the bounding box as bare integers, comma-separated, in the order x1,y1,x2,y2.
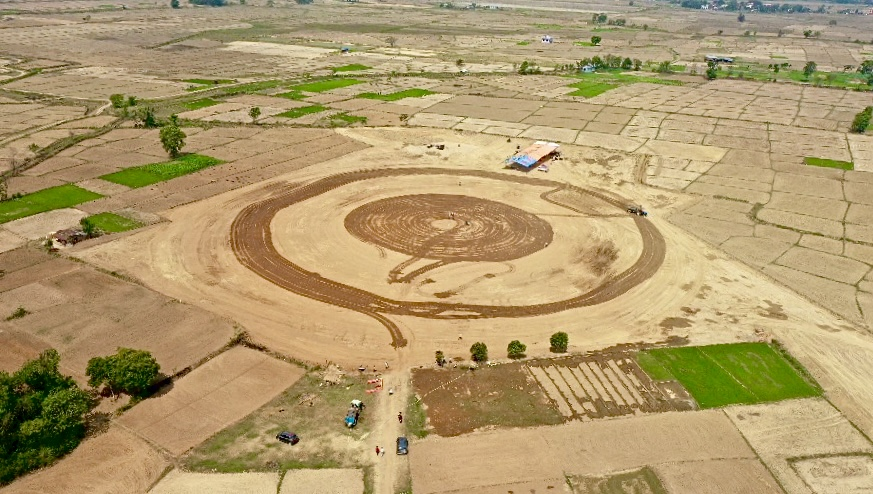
526,353,691,420
230,168,665,347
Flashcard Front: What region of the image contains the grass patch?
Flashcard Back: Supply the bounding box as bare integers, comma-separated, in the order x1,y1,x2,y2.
276,105,328,119
804,156,854,170
222,80,284,96
770,54,788,59
332,64,371,72
274,91,308,100
568,81,617,97
0,184,103,224
84,212,144,233
637,343,820,408
289,78,363,93
330,113,367,125
183,78,235,85
517,40,531,45
356,88,433,101
99,154,223,188
405,394,428,439
185,371,373,473
183,98,220,110
573,41,595,47
534,23,563,29
567,70,684,91
412,363,564,436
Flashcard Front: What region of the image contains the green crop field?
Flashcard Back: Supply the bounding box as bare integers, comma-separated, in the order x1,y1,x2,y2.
0,185,103,224
333,64,371,72
276,105,327,119
516,40,531,45
274,91,308,100
804,156,854,170
289,78,363,93
183,98,220,110
637,343,820,408
568,81,617,97
85,212,144,233
356,88,433,101
100,154,223,188
330,113,367,125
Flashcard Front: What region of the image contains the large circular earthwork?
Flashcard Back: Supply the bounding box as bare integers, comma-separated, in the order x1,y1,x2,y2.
344,194,554,262
230,168,666,347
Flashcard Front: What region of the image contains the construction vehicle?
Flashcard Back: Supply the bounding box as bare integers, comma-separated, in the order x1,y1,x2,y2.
627,205,648,217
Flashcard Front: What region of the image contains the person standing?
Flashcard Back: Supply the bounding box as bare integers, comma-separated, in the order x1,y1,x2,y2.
398,412,403,423
375,446,380,456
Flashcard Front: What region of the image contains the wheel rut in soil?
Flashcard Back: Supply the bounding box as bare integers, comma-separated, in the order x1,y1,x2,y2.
230,168,666,348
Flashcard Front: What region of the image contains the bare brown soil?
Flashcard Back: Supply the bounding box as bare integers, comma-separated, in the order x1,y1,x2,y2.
230,168,666,347
0,246,235,383
118,346,304,456
412,362,564,436
2,426,168,494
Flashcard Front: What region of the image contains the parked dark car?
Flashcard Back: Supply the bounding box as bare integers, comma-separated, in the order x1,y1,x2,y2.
276,431,300,445
396,436,409,455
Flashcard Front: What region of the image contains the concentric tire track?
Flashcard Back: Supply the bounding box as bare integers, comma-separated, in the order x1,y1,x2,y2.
230,168,666,348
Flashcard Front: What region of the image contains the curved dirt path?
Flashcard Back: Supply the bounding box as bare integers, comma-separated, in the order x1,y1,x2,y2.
230,168,666,347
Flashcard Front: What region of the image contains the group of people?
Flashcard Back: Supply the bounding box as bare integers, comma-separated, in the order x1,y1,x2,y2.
374,412,404,457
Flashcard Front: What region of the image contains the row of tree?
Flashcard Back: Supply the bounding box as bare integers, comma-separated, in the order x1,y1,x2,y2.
434,332,571,366
0,349,160,485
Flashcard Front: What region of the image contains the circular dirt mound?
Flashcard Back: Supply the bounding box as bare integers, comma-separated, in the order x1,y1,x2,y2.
344,194,553,262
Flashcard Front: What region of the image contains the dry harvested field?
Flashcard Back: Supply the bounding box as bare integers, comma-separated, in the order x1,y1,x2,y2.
725,398,873,494
0,247,234,383
408,410,781,494
118,346,304,455
149,470,279,494
2,2,873,493
1,426,168,494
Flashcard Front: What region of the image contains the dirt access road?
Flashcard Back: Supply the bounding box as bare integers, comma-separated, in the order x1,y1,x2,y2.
230,167,665,347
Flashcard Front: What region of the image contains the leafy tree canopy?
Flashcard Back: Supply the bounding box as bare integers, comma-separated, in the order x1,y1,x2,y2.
86,348,161,398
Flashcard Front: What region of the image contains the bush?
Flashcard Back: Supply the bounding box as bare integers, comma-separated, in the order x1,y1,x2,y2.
550,332,568,353
507,340,527,359
109,94,126,108
470,342,488,362
435,350,446,366
6,306,29,320
851,106,872,134
591,36,601,46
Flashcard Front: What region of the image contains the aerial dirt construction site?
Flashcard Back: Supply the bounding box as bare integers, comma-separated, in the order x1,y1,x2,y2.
1,1,873,494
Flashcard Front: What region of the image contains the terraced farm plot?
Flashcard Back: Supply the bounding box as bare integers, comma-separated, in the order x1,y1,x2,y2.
99,154,223,188
526,352,696,421
183,98,220,111
356,88,433,101
637,343,820,408
0,184,102,223
276,105,328,119
289,78,363,93
567,467,667,494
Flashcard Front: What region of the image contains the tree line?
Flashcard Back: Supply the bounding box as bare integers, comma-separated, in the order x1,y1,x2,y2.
0,349,160,485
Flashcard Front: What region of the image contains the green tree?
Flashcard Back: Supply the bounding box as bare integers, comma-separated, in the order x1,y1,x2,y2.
435,350,446,366
705,60,719,80
0,350,91,485
590,36,601,46
86,348,161,398
79,217,98,239
621,57,633,70
109,94,126,108
470,342,488,362
127,95,137,107
858,60,873,75
249,106,261,123
550,332,568,353
171,0,180,7
633,59,642,71
137,106,158,128
737,12,745,22
803,29,813,38
507,340,526,359
850,106,872,134
803,61,817,79
159,116,186,158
